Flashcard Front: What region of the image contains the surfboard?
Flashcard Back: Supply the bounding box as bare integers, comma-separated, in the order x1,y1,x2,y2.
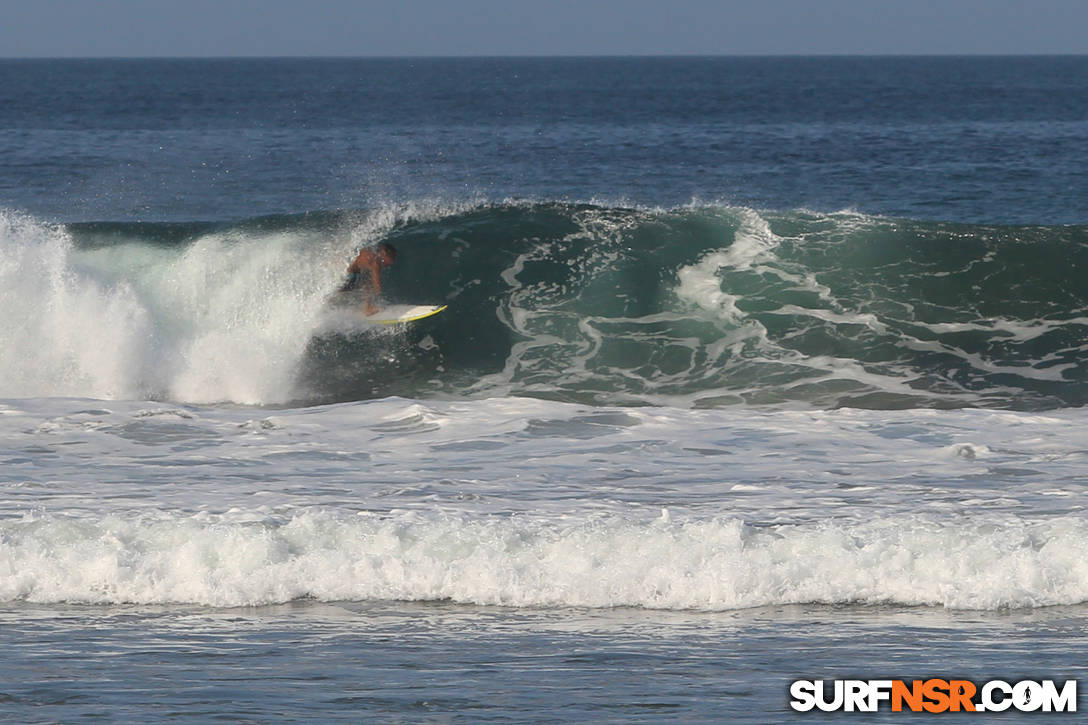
360,304,448,325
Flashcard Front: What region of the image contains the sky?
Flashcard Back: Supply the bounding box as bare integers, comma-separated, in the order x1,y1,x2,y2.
1,0,1086,57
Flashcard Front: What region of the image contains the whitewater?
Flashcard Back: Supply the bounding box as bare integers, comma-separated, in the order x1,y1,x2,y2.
5,395,1088,611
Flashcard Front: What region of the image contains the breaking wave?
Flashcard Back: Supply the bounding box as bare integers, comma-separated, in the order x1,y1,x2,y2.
3,201,1088,409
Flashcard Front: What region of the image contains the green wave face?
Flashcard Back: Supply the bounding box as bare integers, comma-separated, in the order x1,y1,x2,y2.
54,204,1088,409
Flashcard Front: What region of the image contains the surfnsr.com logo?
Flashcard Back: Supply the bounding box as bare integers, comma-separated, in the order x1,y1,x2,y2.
790,679,1077,713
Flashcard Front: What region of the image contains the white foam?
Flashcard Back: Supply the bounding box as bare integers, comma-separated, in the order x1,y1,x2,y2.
911,315,1088,344
897,335,1074,383
675,208,782,323
0,210,428,404
3,509,1086,610
770,304,889,334
4,397,1088,609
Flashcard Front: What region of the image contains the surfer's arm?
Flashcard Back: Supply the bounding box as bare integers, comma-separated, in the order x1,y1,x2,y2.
364,255,382,314
368,256,382,296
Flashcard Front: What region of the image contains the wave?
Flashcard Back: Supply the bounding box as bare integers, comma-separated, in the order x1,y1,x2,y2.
3,202,1088,409
3,508,1086,610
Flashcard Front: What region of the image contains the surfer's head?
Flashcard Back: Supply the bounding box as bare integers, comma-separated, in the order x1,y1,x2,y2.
377,242,397,267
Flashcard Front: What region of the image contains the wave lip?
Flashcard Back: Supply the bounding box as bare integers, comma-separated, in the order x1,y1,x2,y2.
3,510,1086,611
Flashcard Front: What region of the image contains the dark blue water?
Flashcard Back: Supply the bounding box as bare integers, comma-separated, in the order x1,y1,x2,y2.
2,57,1086,223
3,601,1084,723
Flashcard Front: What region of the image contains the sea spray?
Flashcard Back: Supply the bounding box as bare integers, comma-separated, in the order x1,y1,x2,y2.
1,211,346,403
0,212,152,399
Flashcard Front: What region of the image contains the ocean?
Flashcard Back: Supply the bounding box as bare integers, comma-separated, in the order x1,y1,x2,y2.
1,56,1087,721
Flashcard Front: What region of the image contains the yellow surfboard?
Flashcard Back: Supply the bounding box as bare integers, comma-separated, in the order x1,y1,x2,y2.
363,304,448,325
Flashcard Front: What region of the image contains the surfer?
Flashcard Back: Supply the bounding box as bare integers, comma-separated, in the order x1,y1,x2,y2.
341,242,397,315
